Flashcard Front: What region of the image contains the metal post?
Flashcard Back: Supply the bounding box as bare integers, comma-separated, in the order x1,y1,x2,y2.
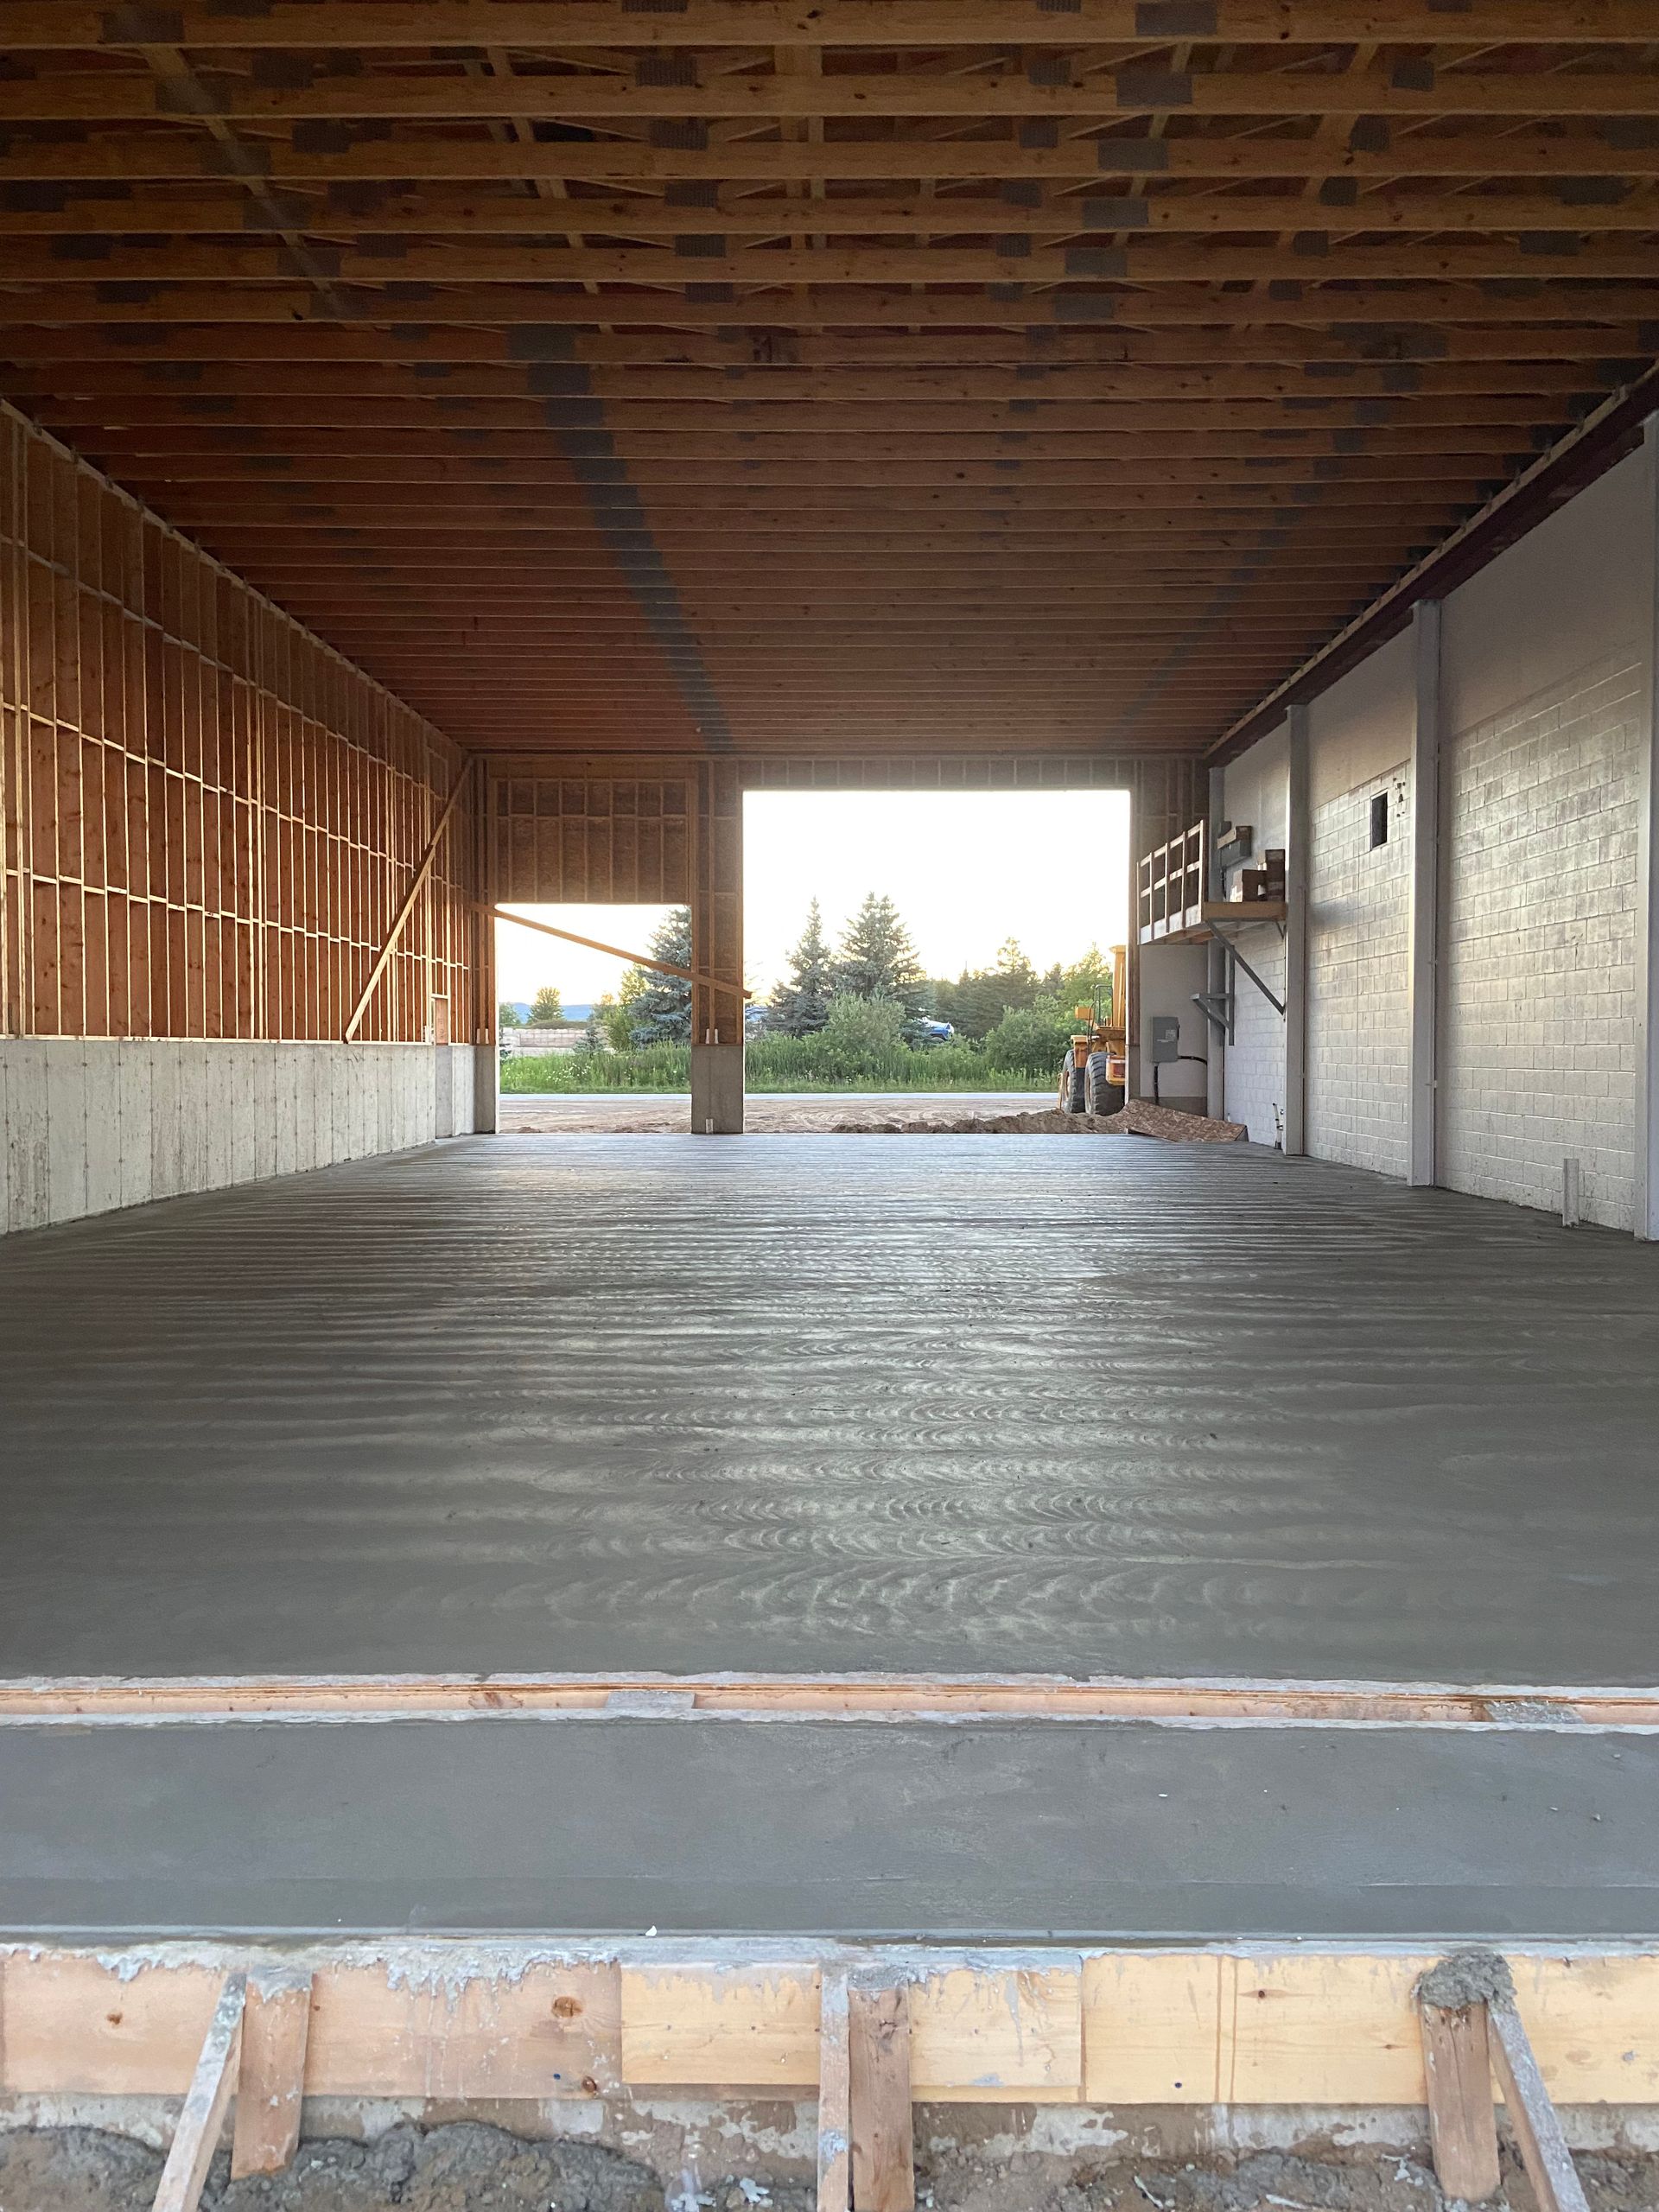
1408,599,1443,1188
1205,764,1228,1120
1283,705,1310,1156
1637,418,1659,1238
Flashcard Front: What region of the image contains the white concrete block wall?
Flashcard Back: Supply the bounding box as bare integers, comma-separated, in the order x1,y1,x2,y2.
0,1040,477,1235
1306,760,1412,1176
1439,649,1646,1230
1222,925,1288,1145
1218,720,1291,1144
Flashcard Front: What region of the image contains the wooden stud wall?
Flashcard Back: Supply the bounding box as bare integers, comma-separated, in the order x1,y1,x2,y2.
493,767,693,907
0,405,480,1045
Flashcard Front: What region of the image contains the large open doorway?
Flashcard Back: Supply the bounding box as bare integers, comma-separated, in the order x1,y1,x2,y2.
739,785,1131,1130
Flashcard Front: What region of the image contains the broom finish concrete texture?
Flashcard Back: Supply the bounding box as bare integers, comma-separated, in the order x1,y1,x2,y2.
1,1135,1656,1685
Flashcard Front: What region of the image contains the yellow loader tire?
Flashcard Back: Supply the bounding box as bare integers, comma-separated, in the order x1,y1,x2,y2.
1084,1052,1123,1118
1058,1058,1086,1114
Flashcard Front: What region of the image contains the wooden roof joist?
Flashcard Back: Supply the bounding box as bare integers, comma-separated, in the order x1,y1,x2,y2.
5,126,1659,188
2,17,1652,762
9,243,1659,289
6,67,1659,126
10,184,1659,238
6,0,1656,48
99,454,1505,487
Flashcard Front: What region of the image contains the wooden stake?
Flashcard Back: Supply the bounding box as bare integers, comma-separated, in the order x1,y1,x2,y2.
849,1981,914,2212
1419,1999,1500,2202
1489,1999,1592,2212
817,1970,853,2212
343,760,474,1041
152,1971,246,2212
231,1971,312,2179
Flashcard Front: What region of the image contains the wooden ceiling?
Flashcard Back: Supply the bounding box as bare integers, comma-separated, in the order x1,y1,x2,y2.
3,2,1658,756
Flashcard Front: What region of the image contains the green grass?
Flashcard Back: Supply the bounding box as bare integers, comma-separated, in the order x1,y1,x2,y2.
500,1039,1052,1096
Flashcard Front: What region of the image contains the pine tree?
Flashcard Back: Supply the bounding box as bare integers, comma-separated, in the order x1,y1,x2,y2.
626,906,694,1044
831,893,924,1011
529,983,564,1026
771,898,834,1036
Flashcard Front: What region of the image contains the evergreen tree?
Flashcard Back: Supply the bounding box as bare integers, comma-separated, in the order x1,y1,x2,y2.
498,1001,524,1030
626,906,694,1045
771,897,834,1036
831,893,924,1011
529,983,565,1026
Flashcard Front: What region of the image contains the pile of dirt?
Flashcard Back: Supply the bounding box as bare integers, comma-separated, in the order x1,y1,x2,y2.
830,1099,1246,1141
7,2126,1659,2212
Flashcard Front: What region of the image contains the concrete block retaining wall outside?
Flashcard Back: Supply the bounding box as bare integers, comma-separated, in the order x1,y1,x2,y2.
0,1039,477,1235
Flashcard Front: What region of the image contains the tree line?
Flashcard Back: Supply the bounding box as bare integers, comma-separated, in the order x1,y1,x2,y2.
500,894,1115,1062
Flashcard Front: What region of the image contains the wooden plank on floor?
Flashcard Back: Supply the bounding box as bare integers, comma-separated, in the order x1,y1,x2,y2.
231,1972,311,2179
849,1981,912,2212
152,1972,245,2212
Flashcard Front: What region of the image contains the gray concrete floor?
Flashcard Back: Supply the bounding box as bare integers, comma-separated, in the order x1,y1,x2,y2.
2,1134,1657,1686
3,1713,1654,1940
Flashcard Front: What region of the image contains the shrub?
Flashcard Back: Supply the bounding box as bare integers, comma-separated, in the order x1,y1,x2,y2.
982,999,1076,1078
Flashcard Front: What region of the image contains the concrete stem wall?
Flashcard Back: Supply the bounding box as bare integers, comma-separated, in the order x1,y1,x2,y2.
1,1039,478,1234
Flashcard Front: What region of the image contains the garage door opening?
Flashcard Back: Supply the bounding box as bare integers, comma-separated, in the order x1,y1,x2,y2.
740,787,1131,1130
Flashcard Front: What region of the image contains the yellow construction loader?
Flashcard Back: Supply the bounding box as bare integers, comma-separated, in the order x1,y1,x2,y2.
1057,944,1128,1117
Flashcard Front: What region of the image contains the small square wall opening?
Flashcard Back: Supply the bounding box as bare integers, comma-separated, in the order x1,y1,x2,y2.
1369,791,1389,849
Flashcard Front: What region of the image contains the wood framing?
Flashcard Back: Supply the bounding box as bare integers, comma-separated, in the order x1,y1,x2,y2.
0,14,1653,760
0,404,480,1045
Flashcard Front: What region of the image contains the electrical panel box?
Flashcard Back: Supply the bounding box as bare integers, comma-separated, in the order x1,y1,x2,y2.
1149,1014,1181,1065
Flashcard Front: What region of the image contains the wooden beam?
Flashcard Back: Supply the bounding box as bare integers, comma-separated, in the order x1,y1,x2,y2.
817,1972,853,2212
153,1973,246,2212
1490,1999,1592,2212
5,64,1659,125
5,126,1659,188
1419,1996,1500,2203
6,238,1657,287
232,1973,312,2181
491,906,751,998
849,1982,914,2212
342,760,474,1042
6,1,1656,49
10,184,1659,238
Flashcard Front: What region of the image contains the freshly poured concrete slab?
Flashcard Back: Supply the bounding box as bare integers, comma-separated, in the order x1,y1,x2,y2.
1,1715,1654,1942
1,1135,1657,1685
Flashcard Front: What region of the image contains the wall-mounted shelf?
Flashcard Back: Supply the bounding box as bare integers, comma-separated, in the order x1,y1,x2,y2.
1143,899,1287,946
1137,820,1286,944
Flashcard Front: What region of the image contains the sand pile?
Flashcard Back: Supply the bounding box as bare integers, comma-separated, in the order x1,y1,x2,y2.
830,1097,1246,1141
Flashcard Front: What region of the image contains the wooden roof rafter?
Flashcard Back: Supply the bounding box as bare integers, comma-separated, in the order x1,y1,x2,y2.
1,1,1655,757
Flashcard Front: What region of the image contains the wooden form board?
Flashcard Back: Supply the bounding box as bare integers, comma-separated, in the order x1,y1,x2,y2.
4,1946,1659,2109
0,404,480,1044
10,1670,1655,1725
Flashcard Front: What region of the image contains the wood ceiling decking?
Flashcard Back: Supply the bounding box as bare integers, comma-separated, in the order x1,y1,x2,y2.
2,2,1657,756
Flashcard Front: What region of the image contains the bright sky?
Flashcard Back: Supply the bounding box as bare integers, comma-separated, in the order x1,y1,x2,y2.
495,790,1129,1005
